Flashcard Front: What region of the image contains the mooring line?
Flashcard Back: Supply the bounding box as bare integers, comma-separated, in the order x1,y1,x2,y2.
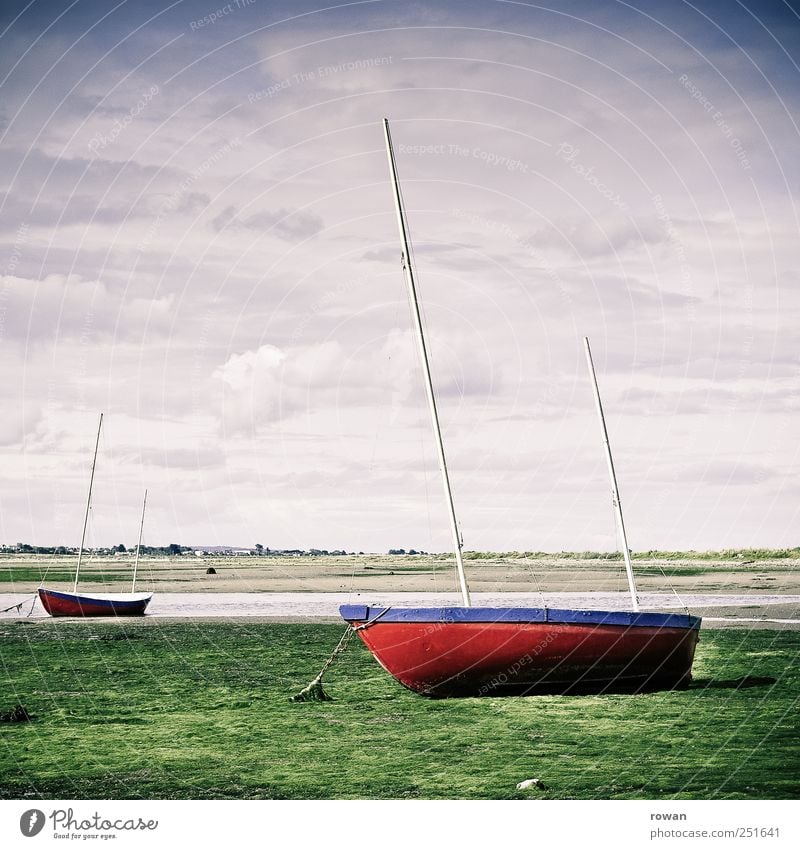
1,594,37,615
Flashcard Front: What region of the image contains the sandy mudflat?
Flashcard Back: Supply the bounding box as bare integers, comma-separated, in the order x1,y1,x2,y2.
3,553,798,594
2,554,798,627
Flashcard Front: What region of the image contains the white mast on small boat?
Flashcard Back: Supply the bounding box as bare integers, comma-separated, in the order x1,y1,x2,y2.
74,412,103,592
131,489,148,593
583,337,640,612
383,118,472,607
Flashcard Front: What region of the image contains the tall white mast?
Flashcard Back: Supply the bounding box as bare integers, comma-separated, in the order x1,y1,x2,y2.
74,412,103,592
583,338,639,611
383,118,471,607
132,489,148,593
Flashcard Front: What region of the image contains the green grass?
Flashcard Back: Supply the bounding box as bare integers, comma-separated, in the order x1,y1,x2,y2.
0,570,77,584
0,566,147,585
0,621,797,799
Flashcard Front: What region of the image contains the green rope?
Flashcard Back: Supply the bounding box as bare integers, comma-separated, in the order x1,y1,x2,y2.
290,625,355,703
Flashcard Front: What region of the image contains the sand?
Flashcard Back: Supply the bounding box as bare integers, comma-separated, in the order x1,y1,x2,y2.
2,553,798,627
3,552,797,594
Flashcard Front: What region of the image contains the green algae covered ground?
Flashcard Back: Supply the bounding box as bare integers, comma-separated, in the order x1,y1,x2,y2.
0,620,797,799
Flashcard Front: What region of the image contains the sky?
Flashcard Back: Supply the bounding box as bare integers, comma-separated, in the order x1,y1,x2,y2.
0,0,798,557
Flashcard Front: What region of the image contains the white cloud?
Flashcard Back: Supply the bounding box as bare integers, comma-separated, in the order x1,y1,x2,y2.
214,343,287,392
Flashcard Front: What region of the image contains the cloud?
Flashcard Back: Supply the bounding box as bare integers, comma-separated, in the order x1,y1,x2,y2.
0,273,174,344
212,342,308,430
0,403,42,446
0,0,797,549
214,344,287,393
211,204,325,240
0,147,216,236
210,321,510,434
136,444,225,470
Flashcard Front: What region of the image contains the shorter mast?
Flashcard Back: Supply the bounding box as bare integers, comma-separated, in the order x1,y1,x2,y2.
583,338,639,612
74,412,103,592
132,489,148,593
383,118,471,607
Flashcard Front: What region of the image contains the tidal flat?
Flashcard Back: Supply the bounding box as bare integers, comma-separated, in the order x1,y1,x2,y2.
1,620,797,800
2,551,799,596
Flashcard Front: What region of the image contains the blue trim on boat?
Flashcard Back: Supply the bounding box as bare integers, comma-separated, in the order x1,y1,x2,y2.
340,605,701,630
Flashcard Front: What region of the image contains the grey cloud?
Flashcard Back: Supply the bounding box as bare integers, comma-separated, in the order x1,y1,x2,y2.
211,204,324,241
0,149,213,233
693,461,778,487
137,445,225,470
0,404,43,446
1,148,165,197
361,246,398,263
1,273,175,344
1,190,139,232
546,218,666,259
623,380,800,417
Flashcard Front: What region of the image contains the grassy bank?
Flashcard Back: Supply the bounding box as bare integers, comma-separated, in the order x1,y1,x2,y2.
1,621,797,799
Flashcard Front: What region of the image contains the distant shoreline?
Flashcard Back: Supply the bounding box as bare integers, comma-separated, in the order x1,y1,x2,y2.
2,547,799,560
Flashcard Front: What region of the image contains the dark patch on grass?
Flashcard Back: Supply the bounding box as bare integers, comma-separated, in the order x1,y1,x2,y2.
96,633,144,641
691,676,778,690
0,705,32,722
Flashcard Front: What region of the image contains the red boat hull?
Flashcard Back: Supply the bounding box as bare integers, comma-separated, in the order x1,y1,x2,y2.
340,606,701,697
38,588,152,617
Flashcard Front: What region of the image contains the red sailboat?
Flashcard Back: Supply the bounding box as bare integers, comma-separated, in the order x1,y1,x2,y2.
38,414,153,617
340,119,700,696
